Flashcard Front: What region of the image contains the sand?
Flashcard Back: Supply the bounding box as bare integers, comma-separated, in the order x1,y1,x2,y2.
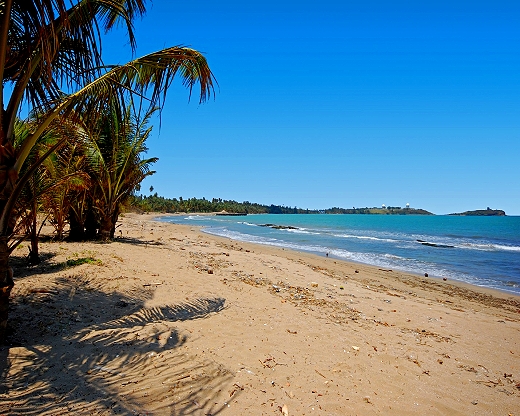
1,212,519,415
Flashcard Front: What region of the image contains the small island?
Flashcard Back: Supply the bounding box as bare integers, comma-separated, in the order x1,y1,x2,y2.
449,208,506,216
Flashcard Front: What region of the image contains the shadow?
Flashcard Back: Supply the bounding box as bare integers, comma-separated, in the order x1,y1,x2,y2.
0,275,234,415
8,252,81,281
113,236,165,246
9,252,60,276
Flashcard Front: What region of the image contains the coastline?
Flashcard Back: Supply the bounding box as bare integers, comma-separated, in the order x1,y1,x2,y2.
154,212,520,299
1,212,519,415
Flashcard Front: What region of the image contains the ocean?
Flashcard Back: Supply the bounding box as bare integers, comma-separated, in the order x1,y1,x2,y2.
157,214,520,294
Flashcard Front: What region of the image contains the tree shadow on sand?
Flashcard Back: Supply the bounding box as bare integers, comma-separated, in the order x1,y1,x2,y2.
1,275,236,415
113,235,166,247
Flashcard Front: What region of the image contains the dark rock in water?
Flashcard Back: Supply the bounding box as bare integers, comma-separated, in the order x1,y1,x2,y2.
417,240,454,248
259,224,298,230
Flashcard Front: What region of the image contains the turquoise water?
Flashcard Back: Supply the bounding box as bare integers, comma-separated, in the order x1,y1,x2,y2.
158,214,520,294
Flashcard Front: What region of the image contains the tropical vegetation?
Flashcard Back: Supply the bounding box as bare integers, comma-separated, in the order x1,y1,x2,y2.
0,0,215,342
128,194,434,215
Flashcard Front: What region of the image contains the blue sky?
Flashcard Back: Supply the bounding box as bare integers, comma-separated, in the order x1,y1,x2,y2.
104,1,520,215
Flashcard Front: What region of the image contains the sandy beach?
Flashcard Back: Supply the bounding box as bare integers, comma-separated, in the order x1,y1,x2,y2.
1,212,519,415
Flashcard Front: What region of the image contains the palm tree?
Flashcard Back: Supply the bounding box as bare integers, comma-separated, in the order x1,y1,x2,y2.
40,131,91,241
13,121,90,266
0,0,216,341
85,103,158,240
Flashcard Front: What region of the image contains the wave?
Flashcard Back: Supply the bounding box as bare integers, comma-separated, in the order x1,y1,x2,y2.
203,228,441,277
238,221,259,227
334,233,399,243
172,216,520,254
457,242,520,253
286,229,314,235
411,233,520,253
185,215,207,220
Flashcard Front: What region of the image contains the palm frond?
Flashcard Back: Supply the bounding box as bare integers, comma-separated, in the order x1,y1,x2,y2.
2,0,147,139
15,46,215,172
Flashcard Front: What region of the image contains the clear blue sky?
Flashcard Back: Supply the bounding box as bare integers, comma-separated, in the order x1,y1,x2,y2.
104,1,520,215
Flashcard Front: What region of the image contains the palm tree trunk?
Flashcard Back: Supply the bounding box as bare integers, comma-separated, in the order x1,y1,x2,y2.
98,216,113,241
28,208,40,265
84,206,98,240
68,209,85,241
109,205,120,239
0,236,14,343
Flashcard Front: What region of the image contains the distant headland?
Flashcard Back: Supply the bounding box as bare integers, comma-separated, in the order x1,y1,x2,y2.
449,208,506,216
322,207,433,215
130,195,505,216
129,195,435,215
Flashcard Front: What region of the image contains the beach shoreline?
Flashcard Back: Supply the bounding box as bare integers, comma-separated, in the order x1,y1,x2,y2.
152,212,520,300
1,212,519,415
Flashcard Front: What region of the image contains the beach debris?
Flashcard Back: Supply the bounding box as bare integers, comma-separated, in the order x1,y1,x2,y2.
281,404,289,415
286,329,297,334
471,400,478,405
311,282,318,288
351,346,360,351
29,288,59,295
363,396,372,404
90,365,125,377
355,270,359,273
229,383,244,397
143,282,162,287
424,273,429,277
443,277,447,281
207,268,214,274
315,369,327,378
260,355,287,368
237,368,256,375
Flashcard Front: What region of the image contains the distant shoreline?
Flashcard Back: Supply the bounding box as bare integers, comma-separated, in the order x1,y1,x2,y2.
145,210,511,217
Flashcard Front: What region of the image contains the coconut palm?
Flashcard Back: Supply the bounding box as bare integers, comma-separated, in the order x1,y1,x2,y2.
84,103,157,240
40,130,91,241
0,0,216,341
14,117,90,261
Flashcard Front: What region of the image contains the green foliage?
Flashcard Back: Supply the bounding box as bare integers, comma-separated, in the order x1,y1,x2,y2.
449,209,505,216
66,257,102,267
127,195,316,214
126,196,434,215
